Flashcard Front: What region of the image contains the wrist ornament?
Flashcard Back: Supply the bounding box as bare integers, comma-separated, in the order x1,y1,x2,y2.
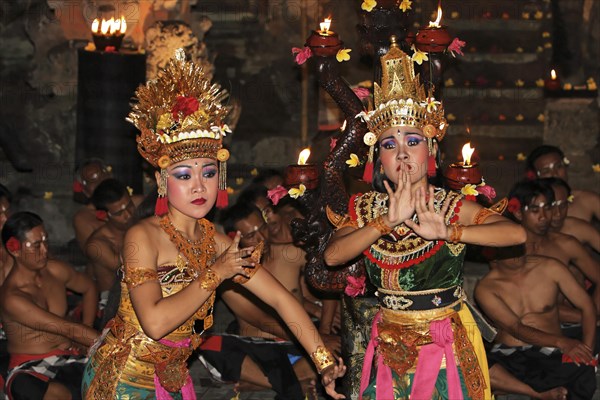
367,215,394,236
449,223,465,244
198,268,221,292
310,345,335,374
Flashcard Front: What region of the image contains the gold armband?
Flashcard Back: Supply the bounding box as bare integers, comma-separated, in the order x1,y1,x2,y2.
123,266,159,289
367,215,394,235
310,345,335,374
198,268,221,292
473,207,499,225
449,223,465,244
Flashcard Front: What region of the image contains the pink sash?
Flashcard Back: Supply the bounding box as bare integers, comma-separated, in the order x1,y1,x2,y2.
154,338,197,400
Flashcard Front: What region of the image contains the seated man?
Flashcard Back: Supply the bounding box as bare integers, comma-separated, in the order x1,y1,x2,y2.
85,179,136,315
541,177,600,253
72,158,112,251
0,212,99,399
199,202,339,399
0,184,14,286
508,180,600,321
476,244,596,399
527,145,600,223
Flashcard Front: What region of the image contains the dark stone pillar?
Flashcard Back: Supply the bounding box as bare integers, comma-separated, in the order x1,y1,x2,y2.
76,49,146,193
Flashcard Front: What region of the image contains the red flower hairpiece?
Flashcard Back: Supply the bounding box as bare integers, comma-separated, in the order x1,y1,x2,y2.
507,197,521,213
72,181,84,193
267,185,289,206
525,170,537,181
95,210,108,221
6,237,21,253
171,96,200,120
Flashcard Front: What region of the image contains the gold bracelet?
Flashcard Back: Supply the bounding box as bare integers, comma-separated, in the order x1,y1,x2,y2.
198,268,221,292
310,345,335,374
449,223,465,244
367,215,394,235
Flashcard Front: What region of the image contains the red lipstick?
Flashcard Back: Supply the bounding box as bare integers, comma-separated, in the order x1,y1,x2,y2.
192,198,206,205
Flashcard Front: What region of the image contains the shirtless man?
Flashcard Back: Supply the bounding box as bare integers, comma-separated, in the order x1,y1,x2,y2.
508,180,600,321
84,179,136,310
0,184,14,286
0,212,98,399
527,145,600,223
72,159,112,251
475,245,596,400
541,177,600,253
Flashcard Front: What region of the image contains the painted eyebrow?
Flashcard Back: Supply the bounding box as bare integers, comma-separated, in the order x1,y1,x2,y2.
202,162,218,168
171,165,192,170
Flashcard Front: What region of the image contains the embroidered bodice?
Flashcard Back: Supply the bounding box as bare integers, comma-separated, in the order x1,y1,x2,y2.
348,188,466,291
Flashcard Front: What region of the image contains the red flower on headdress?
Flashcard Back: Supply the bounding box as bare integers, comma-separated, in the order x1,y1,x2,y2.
292,47,313,65
227,231,237,240
525,170,537,181
345,275,366,297
476,184,497,200
507,197,521,214
95,210,108,221
352,87,371,100
72,181,84,193
267,185,288,206
6,237,21,253
171,96,200,120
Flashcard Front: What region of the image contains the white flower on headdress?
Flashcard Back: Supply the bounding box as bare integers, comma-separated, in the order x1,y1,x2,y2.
355,111,371,122
288,184,306,199
563,157,570,166
426,97,441,113
461,184,479,196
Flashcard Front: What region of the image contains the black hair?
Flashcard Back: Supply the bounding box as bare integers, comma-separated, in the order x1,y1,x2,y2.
91,179,128,211
538,177,571,197
74,158,110,181
526,145,564,172
252,168,284,186
219,202,261,235
274,195,308,218
2,211,43,245
508,180,555,212
237,184,268,206
0,184,12,203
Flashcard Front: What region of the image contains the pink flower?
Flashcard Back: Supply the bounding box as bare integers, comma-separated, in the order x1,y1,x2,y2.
292,47,313,65
476,184,497,200
507,197,521,214
448,37,466,57
267,185,288,206
330,137,338,151
352,87,370,100
345,275,366,297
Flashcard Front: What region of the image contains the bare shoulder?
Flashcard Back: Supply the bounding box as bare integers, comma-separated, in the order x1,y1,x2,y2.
549,231,578,248
528,254,566,276
574,189,600,202
272,243,305,267
46,258,74,279
132,194,145,206
73,205,94,223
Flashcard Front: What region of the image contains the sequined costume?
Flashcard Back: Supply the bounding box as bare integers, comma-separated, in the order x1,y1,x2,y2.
82,218,217,399
347,189,492,400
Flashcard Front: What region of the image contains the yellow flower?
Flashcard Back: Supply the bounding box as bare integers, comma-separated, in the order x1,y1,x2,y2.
592,164,600,173
567,195,575,202
426,97,441,113
544,42,552,49
250,168,259,176
515,79,525,87
346,153,360,167
399,0,412,12
537,113,545,122
587,78,597,90
517,153,526,161
235,177,244,185
358,80,373,88
361,0,377,12
542,31,551,38
227,187,235,194
461,184,478,196
288,184,306,199
534,11,544,20
521,12,530,19
106,165,113,173
156,113,173,131
411,46,428,65
515,114,524,122
563,83,573,90
535,79,545,88
516,47,524,53
336,48,352,62
447,113,456,121
451,11,460,19
84,42,96,51
43,191,53,200
127,186,134,196
536,46,544,53
444,78,455,87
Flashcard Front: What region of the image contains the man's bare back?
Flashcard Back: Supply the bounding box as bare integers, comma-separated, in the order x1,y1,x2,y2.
569,190,600,223
73,204,105,251
86,224,124,293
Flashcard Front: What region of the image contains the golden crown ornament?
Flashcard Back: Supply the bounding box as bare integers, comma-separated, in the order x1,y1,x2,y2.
127,48,232,212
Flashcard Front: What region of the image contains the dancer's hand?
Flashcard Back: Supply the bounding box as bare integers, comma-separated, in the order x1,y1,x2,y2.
212,232,255,280
321,356,347,399
383,164,415,227
405,186,451,240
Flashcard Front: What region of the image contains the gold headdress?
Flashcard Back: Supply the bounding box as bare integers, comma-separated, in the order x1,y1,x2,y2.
127,49,232,211
356,36,448,182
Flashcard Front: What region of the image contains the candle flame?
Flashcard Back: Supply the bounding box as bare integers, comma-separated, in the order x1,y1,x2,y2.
429,2,443,27
462,142,475,166
92,16,127,35
298,148,311,165
550,69,557,80
319,17,332,34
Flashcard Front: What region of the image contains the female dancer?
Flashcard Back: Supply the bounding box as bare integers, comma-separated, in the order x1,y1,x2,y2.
323,37,526,399
82,50,345,399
